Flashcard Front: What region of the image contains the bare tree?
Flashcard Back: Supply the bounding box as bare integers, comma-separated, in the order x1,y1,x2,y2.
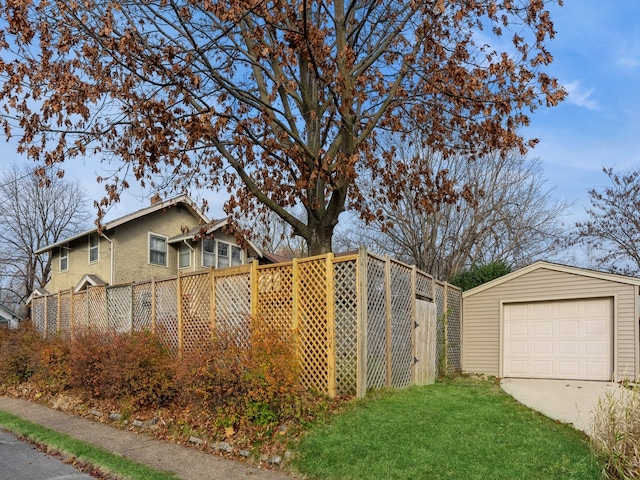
575,167,640,275
0,166,90,314
339,144,570,280
0,0,565,255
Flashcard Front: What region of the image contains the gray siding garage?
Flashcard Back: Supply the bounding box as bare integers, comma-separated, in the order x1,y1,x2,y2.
462,262,640,381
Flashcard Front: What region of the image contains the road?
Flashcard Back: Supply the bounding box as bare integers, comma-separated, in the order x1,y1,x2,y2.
0,429,93,480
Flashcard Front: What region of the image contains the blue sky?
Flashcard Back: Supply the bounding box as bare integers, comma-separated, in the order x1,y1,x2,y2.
528,1,640,224
0,1,638,231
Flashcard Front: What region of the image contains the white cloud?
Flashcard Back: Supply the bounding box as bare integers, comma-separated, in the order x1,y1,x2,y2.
563,81,598,110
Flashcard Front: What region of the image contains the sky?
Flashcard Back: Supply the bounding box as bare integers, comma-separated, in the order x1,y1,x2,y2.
0,1,638,244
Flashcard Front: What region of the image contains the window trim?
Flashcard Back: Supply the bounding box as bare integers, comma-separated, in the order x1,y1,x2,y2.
148,232,169,267
88,234,99,264
60,247,69,272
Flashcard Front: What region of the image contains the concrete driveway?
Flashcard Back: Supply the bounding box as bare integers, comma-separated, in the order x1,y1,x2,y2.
501,378,621,435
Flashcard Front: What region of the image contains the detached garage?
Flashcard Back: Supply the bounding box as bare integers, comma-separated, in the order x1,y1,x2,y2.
462,262,640,382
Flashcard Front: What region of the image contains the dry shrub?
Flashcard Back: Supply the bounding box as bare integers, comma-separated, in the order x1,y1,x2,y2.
590,383,640,479
31,336,71,393
0,322,43,385
68,329,175,407
176,316,311,427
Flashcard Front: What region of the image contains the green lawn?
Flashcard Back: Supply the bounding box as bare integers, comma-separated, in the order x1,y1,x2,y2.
0,411,178,480
293,378,601,480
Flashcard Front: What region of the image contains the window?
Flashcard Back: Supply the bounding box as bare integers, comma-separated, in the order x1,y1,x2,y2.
231,245,243,266
202,239,215,267
60,247,68,271
202,239,244,268
149,233,168,266
178,242,191,269
217,242,229,268
88,234,99,263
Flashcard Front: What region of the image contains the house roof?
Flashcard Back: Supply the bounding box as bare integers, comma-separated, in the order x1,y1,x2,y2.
0,304,21,322
167,218,265,259
25,287,50,305
463,260,640,298
74,274,107,293
35,194,210,255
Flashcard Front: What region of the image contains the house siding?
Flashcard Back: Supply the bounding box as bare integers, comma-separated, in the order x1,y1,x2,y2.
46,206,202,292
462,266,638,381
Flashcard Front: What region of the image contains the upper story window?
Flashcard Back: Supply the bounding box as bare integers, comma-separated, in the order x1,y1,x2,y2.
178,242,191,269
88,234,99,264
149,233,168,266
202,239,243,268
60,247,69,272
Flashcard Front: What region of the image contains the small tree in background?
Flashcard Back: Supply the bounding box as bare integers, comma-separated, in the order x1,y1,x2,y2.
0,166,90,314
575,167,640,275
449,261,512,291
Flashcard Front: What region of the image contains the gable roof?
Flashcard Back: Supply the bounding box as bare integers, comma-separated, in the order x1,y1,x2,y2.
35,195,210,255
74,274,107,293
0,304,21,322
463,261,640,298
167,218,265,259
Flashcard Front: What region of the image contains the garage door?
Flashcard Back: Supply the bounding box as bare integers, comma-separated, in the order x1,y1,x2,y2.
503,298,612,380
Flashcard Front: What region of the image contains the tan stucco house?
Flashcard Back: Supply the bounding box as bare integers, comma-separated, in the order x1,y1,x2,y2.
36,195,266,294
462,261,640,382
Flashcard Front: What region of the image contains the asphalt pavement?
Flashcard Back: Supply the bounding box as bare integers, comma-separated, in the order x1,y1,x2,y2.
0,397,294,480
0,428,93,480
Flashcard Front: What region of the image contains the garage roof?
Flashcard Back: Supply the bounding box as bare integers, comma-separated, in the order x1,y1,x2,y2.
463,261,640,298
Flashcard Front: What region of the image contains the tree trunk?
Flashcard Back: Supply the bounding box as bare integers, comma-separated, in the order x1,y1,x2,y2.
306,225,335,256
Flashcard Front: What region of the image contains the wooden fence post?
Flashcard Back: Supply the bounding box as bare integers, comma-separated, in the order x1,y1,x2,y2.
250,260,258,318
326,253,336,398
209,267,216,336
70,290,75,339
356,246,368,398
384,256,392,387
443,282,449,375
151,278,157,334
177,272,183,357
56,291,61,336
411,265,417,384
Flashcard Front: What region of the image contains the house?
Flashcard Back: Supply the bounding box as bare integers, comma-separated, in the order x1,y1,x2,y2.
35,195,267,294
0,304,22,329
462,261,640,382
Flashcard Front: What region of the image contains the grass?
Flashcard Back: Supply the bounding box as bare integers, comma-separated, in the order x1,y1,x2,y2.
0,410,179,480
293,377,602,480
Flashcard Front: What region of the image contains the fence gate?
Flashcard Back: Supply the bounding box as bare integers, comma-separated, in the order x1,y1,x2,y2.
413,299,437,386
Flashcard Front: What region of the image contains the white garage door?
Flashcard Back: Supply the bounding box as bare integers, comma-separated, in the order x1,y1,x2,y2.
503,298,612,380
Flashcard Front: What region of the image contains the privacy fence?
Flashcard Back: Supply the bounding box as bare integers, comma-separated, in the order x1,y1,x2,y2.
30,248,461,398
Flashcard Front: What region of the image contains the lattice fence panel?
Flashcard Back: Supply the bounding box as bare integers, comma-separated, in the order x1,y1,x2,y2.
58,291,72,338
434,281,446,377
32,297,45,335
181,272,211,352
416,271,434,300
389,262,413,388
446,286,462,374
256,264,294,333
334,259,358,396
297,259,328,393
46,296,58,337
132,283,152,331
72,291,88,332
87,286,107,331
366,255,387,389
107,285,132,333
215,271,251,345
156,279,178,353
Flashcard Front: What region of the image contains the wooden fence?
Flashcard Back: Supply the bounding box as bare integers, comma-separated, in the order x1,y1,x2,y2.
30,248,461,398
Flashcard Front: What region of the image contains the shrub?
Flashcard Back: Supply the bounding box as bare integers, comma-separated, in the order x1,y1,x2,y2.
31,336,71,393
0,322,43,385
176,316,310,428
590,383,640,479
68,329,175,407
